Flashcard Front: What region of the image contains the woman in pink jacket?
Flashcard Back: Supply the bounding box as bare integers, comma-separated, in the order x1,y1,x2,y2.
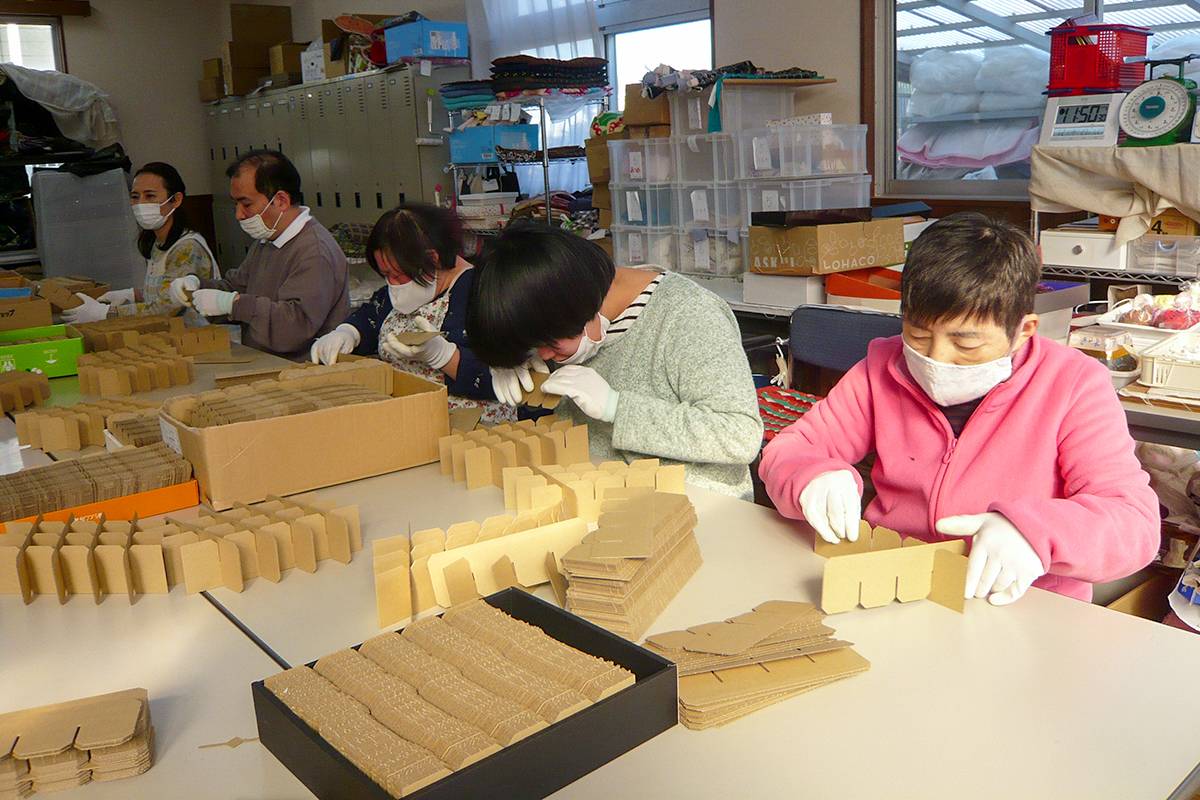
760,213,1159,605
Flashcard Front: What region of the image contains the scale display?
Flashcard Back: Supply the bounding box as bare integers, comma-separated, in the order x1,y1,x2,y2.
1039,93,1125,147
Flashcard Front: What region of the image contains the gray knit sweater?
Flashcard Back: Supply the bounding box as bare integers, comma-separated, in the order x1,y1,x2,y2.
555,271,763,499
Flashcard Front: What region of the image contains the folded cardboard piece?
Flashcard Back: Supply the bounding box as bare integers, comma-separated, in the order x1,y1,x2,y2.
0,497,360,604
77,342,194,397
0,443,191,526
161,361,448,509
35,276,109,313
0,687,154,796
436,418,590,493
261,593,644,799
817,522,969,614
0,371,50,413
374,497,575,628
501,457,685,525
645,600,869,729
521,372,561,410
15,398,159,451
561,491,702,640
70,315,184,352
105,413,164,448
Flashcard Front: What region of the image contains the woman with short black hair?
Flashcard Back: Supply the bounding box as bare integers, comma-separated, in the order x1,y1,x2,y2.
311,203,509,422
466,225,763,499
64,161,218,324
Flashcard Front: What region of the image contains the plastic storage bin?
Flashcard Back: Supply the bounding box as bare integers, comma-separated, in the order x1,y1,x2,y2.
669,86,714,136
608,138,674,184
674,133,737,182
676,183,743,229
719,83,798,132
741,175,872,225
677,228,747,277
613,185,675,227
736,125,868,179
613,226,676,268
1128,235,1200,278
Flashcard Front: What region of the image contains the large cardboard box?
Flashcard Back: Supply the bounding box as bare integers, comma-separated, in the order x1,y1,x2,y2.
202,57,223,79
623,84,671,126
198,76,226,103
160,370,450,509
226,68,264,97
585,137,610,183
592,183,611,210
323,42,347,79
0,298,52,333
748,219,906,276
223,40,269,76
230,3,292,46
269,43,309,76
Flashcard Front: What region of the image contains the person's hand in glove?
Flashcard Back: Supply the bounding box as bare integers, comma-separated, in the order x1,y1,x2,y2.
310,323,361,365
98,288,136,306
168,275,200,306
541,365,618,422
191,289,237,317
381,318,457,370
798,470,861,545
936,512,1046,605
489,356,550,406
62,293,110,324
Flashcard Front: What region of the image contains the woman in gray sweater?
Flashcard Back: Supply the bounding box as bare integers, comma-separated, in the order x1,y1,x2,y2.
466,226,763,499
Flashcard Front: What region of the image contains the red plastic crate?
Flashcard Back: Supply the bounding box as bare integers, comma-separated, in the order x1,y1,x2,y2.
1047,23,1151,96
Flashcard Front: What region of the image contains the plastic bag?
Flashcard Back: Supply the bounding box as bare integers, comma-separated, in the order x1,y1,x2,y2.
910,49,983,93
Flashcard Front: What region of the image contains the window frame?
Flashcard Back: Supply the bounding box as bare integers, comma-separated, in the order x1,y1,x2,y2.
867,0,1104,202
599,0,713,106
0,14,65,71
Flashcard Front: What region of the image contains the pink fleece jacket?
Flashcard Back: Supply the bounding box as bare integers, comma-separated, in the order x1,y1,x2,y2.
760,335,1160,602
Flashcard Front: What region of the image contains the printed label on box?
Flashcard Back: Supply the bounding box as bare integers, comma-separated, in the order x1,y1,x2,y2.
630,234,645,263
430,30,459,51
0,355,14,372
159,419,182,456
690,190,710,223
753,137,772,171
762,190,780,212
695,237,710,272
628,151,644,181
688,98,703,130
627,191,643,223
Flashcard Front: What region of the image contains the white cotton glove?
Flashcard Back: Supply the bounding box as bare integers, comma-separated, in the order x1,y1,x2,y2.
169,275,200,306
541,365,619,422
310,323,361,365
381,318,457,370
98,288,135,306
61,293,110,324
192,288,237,317
798,469,861,545
936,512,1046,606
489,356,550,406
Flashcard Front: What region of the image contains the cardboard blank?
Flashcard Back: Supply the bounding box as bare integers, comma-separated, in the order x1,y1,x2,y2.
821,537,967,614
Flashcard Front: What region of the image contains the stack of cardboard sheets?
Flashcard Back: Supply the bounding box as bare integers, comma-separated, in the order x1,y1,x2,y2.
645,601,869,729
560,490,701,640
184,382,389,427
0,688,154,797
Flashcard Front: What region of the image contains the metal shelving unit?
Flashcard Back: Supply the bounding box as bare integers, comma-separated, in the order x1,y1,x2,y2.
1041,264,1200,287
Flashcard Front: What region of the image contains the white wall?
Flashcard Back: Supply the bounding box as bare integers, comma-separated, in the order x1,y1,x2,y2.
63,0,224,194
712,0,861,123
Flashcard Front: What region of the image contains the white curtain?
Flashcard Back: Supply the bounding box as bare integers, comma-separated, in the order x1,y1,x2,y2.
466,0,603,194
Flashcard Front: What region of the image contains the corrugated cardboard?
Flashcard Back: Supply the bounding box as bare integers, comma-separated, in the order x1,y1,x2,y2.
230,3,292,46
323,42,347,79
223,40,269,75
622,84,671,126
225,68,264,97
0,297,51,332
748,219,907,276
161,370,449,509
202,57,223,79
198,76,226,103
591,183,611,210
585,138,610,183
269,42,308,75
820,534,968,614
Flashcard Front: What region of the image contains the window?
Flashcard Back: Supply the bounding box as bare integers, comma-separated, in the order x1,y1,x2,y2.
609,19,713,111
0,16,63,71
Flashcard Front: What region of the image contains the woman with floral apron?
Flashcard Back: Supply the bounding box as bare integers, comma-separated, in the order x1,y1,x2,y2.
310,204,512,424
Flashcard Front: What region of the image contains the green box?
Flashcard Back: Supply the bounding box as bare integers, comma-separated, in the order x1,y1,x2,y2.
0,324,83,377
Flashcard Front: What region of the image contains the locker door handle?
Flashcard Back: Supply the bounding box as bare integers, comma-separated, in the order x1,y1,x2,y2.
335,192,341,208
354,192,361,209
209,148,214,161
234,146,240,157
376,192,383,209
221,147,227,159
316,192,323,207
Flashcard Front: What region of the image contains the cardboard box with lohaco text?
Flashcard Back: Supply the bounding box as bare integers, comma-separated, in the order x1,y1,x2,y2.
159,369,449,509
749,219,906,276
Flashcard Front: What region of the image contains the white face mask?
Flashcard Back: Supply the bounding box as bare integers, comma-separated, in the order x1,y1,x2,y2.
554,314,610,366
132,196,176,231
239,192,283,240
388,277,438,314
903,342,1013,407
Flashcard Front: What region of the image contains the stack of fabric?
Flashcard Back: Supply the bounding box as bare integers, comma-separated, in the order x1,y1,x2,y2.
489,55,608,93
509,191,575,226
644,601,869,729
640,61,822,98
439,80,496,111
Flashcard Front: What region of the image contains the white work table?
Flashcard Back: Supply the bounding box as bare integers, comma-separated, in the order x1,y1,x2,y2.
0,590,307,800
201,463,1200,800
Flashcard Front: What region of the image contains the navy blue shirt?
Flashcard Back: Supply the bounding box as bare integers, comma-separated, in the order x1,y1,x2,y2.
344,269,498,402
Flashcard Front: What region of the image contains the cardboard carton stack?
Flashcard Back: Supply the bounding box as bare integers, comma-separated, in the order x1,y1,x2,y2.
15,397,159,451
71,314,184,352
263,600,634,794
185,382,388,426
645,600,870,729
0,688,154,795
0,371,49,413
0,443,191,522
561,490,701,640
36,276,109,314
77,343,194,397
106,413,164,448
217,3,293,97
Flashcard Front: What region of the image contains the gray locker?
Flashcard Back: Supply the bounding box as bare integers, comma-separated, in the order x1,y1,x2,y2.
282,87,314,207
308,85,337,223
364,73,403,215
214,101,235,170
202,105,222,191
227,100,248,162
